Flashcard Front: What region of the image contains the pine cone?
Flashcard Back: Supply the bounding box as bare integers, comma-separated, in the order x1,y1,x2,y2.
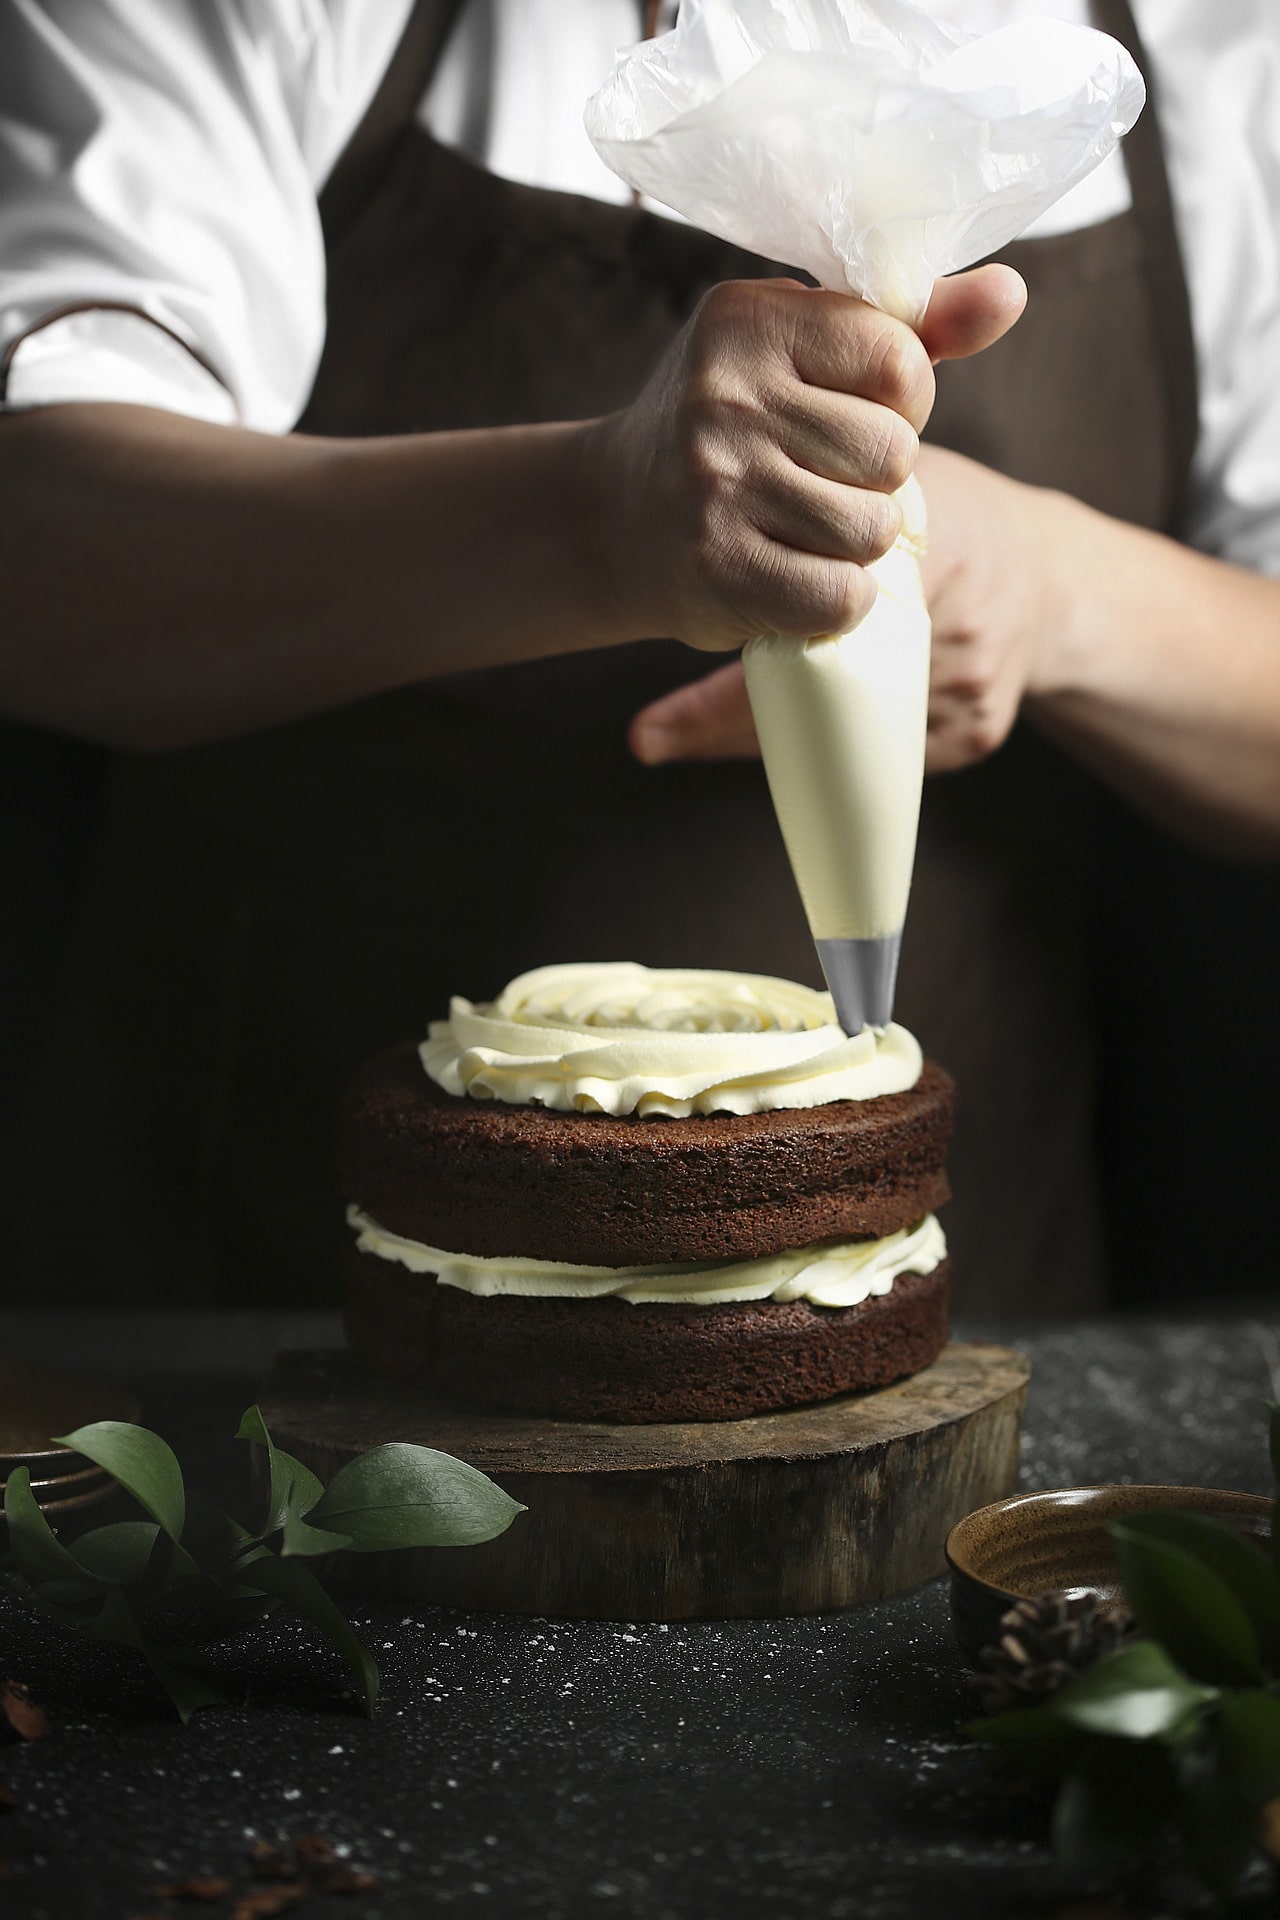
970,1590,1138,1714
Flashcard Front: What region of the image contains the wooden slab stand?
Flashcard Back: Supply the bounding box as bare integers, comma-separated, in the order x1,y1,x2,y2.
260,1342,1030,1620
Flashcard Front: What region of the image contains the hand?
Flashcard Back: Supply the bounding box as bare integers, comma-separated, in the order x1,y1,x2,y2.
625,433,1280,860
915,444,1072,772
627,445,1072,775
586,265,1025,655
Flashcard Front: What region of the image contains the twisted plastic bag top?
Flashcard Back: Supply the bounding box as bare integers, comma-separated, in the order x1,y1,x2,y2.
585,0,1145,324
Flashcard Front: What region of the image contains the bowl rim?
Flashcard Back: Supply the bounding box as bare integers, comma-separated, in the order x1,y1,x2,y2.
945,1482,1274,1605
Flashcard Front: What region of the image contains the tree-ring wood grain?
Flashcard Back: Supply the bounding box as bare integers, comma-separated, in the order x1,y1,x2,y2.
257,1342,1030,1620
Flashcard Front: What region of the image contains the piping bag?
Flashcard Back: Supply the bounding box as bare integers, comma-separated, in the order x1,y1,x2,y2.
587,0,1142,1034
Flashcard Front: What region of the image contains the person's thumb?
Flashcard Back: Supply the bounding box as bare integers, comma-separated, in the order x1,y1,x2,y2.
628,660,759,765
918,263,1026,365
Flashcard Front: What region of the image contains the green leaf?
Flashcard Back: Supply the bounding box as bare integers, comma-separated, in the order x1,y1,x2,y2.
5,1413,518,1726
1051,1756,1175,1875
80,1585,225,1722
78,1581,147,1649
237,1553,379,1711
1052,1774,1116,1874
1111,1522,1262,1685
1049,1640,1218,1741
56,1421,185,1541
175,1490,278,1626
970,1700,1085,1759
4,1466,105,1603
280,1506,350,1558
1114,1510,1280,1670
145,1529,204,1592
235,1407,344,1557
71,1521,160,1587
1218,1690,1280,1805
307,1443,525,1553
14,1581,110,1632
1174,1735,1261,1896
236,1407,323,1528
142,1646,227,1724
180,1486,255,1571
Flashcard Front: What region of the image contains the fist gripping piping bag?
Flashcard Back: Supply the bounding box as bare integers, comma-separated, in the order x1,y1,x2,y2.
586,0,1143,1032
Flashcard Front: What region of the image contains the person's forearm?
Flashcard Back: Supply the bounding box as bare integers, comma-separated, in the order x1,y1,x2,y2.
1028,497,1280,858
0,274,1019,753
0,403,628,750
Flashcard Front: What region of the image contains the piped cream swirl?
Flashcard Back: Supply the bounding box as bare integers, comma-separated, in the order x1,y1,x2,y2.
348,1205,946,1309
420,962,922,1116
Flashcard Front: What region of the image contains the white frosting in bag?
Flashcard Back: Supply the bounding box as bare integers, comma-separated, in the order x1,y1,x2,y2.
348,1206,946,1309
420,961,922,1116
742,478,930,942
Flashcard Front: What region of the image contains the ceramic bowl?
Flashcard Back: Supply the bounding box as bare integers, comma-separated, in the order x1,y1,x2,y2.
946,1484,1274,1664
0,1357,140,1526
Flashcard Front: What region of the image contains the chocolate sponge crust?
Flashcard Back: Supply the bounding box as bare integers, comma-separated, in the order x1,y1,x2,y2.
345,1250,951,1423
338,1044,954,1267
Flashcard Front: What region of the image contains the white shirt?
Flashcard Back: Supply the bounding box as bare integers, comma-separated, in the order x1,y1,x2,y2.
1,0,1277,574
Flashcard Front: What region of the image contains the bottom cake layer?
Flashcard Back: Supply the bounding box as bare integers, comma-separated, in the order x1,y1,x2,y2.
344,1251,951,1423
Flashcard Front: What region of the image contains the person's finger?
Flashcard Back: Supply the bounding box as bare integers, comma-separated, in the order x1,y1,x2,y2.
770,385,918,494
737,538,878,641
925,699,978,774
749,454,903,566
918,264,1027,364
630,660,759,765
779,288,936,432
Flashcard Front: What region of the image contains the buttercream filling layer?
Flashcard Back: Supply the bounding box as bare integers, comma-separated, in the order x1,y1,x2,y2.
420,961,922,1117
347,1205,946,1309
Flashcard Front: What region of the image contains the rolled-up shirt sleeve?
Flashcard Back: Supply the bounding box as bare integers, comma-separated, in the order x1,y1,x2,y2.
0,0,331,431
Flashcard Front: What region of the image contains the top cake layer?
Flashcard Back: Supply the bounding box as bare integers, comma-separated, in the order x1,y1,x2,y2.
338,1043,954,1268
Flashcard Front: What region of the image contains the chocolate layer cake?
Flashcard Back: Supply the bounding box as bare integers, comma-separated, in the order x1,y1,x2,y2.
338,966,955,1423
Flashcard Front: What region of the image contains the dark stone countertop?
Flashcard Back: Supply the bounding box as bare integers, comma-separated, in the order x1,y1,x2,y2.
1,1306,1278,1920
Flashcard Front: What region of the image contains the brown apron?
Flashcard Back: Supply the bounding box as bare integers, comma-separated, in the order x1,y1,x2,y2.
905,0,1201,1314
2,0,1199,1315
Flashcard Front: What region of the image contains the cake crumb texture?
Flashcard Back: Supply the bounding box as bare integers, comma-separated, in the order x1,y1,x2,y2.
344,1253,951,1423
338,1043,954,1267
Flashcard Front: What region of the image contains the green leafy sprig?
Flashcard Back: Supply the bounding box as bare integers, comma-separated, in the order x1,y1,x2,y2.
0,1407,524,1722
972,1403,1280,1899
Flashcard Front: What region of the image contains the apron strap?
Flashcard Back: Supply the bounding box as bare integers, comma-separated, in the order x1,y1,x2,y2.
319,0,467,240
1091,0,1200,533
322,1,668,239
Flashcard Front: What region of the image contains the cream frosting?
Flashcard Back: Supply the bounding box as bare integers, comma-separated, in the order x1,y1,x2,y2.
419,961,922,1116
347,1205,946,1309
741,476,931,942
